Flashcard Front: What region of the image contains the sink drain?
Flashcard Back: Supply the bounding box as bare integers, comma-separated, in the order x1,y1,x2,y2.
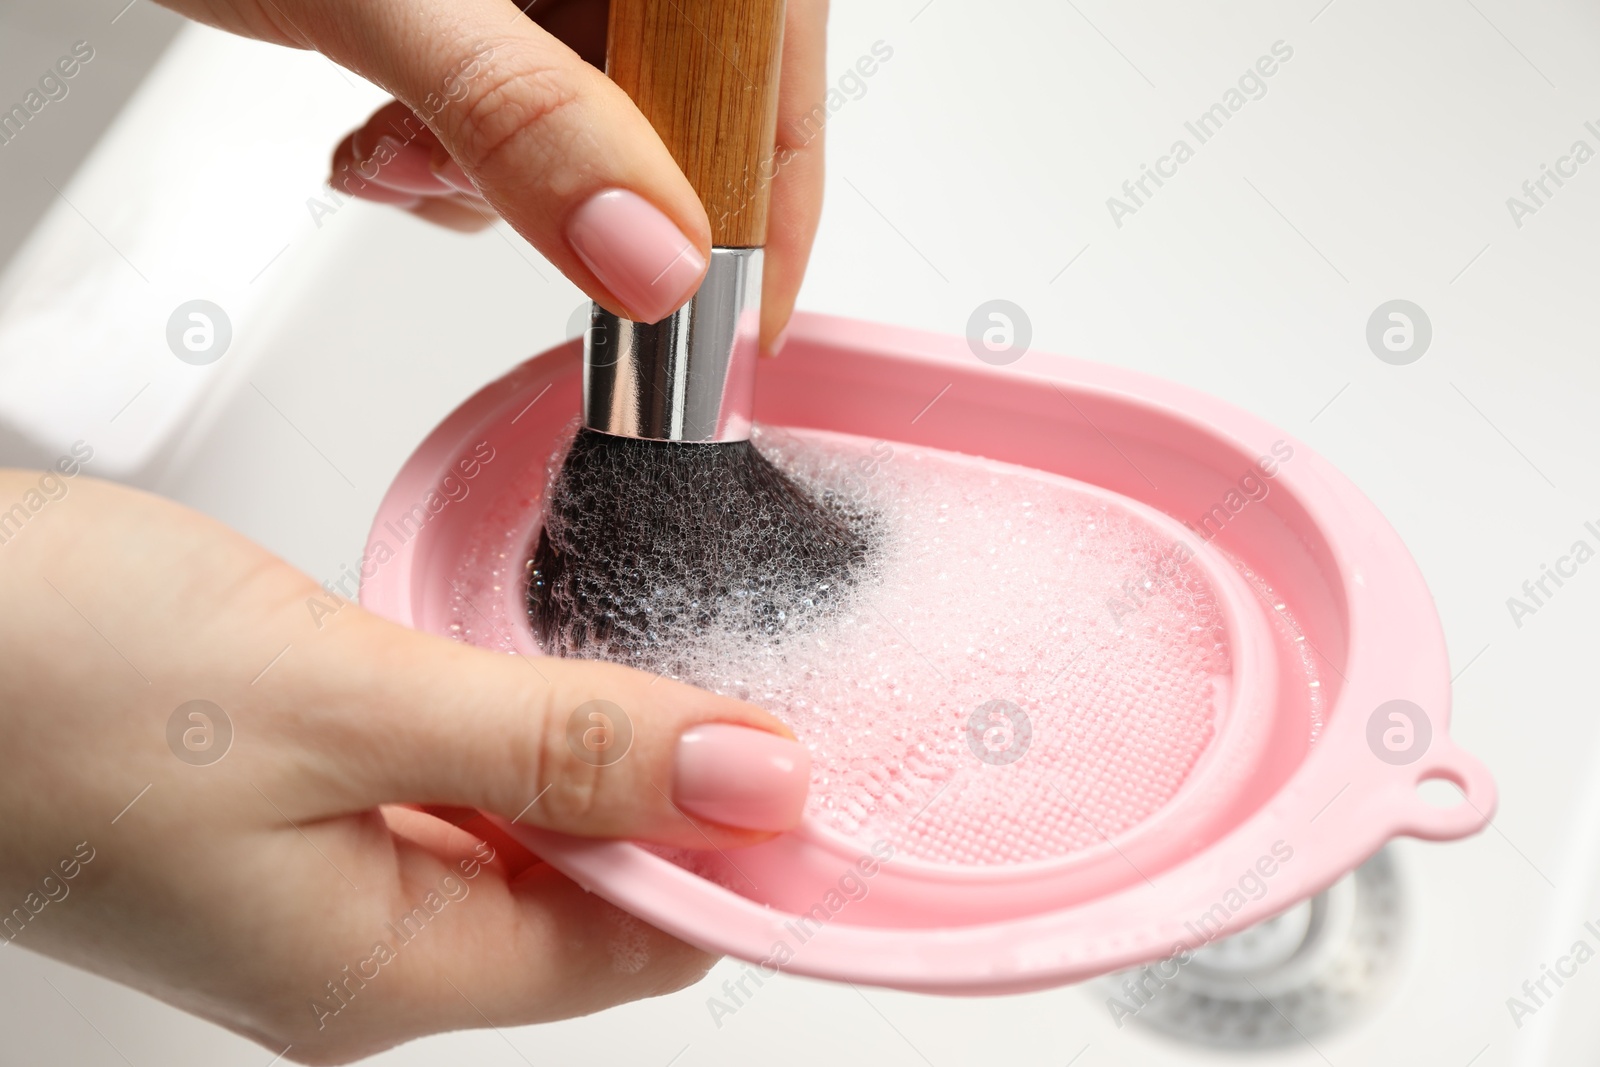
1095,848,1403,1048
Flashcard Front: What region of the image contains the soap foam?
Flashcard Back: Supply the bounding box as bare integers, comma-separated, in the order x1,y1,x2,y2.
449,427,1236,866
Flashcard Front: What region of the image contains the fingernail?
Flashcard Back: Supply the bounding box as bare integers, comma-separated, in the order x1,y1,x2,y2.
350,124,381,166
673,724,810,832
329,164,422,207
431,153,478,195
767,324,791,358
361,136,457,195
566,189,706,323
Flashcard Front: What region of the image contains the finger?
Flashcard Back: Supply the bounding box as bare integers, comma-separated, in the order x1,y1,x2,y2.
326,132,423,208
391,804,543,880
332,101,480,197
761,0,829,355
415,864,715,1025
295,0,711,323
280,844,713,1060
329,108,496,232
406,195,497,233
345,101,466,195
266,608,811,850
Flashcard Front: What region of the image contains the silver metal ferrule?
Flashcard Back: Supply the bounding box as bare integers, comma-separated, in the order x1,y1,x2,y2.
583,247,762,443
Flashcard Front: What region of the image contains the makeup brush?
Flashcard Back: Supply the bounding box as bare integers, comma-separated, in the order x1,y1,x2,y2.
528,0,872,669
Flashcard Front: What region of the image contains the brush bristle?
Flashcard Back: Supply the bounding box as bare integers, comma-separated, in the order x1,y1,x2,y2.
528,428,876,669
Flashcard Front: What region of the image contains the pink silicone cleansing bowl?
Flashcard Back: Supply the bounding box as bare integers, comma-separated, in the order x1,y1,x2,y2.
360,312,1496,995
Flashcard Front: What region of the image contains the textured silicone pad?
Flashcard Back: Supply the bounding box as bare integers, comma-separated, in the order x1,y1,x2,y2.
452,427,1235,867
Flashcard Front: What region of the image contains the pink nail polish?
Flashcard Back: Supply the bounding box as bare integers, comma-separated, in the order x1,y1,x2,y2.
673,724,810,832
329,165,423,207
350,124,381,167
362,136,455,195
431,155,478,196
768,324,791,358
566,189,707,323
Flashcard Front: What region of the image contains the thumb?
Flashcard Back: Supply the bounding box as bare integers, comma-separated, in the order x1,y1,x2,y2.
278,609,811,849
303,0,711,323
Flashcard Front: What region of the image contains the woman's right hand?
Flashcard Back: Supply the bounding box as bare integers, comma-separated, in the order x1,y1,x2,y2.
156,0,828,351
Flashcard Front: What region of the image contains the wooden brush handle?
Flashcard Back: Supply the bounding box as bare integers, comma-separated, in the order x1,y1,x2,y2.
607,0,787,248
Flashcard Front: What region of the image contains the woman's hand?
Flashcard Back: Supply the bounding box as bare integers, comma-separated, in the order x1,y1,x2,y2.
156,0,827,349
0,470,809,1063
